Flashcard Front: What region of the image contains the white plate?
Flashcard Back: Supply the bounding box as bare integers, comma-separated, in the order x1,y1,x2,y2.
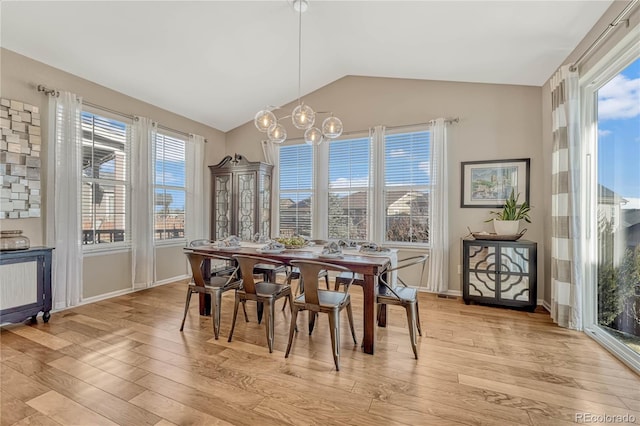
317,252,343,259
256,248,285,254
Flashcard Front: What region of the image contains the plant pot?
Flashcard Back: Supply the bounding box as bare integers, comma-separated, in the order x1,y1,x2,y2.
493,219,519,235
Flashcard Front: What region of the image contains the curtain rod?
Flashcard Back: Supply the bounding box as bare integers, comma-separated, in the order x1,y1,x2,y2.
385,117,459,131
36,84,208,142
570,0,638,72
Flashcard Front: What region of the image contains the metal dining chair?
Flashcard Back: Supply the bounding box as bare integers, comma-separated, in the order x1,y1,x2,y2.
181,251,243,339
285,260,357,371
229,254,293,353
188,239,236,277
376,254,428,359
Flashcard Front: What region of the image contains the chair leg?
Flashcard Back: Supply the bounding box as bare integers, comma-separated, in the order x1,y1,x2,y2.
415,298,422,337
406,302,418,359
179,289,193,332
242,301,249,322
257,302,264,324
346,301,357,344
265,299,275,353
324,274,329,290
282,273,294,312
308,311,317,335
212,291,222,340
328,310,341,371
228,294,240,342
285,306,299,358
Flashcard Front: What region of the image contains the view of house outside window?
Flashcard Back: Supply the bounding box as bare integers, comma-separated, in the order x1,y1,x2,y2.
80,112,129,247
154,133,186,241
278,128,432,244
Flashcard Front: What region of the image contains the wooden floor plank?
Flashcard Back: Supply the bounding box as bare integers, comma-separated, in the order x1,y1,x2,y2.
129,390,233,426
26,390,118,426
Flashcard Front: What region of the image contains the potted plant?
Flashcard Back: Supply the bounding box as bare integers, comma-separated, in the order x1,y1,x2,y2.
486,189,531,235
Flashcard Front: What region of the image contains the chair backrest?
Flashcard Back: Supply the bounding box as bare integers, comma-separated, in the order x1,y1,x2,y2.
185,251,239,288
380,255,429,292
232,254,285,294
189,239,215,247
290,260,352,305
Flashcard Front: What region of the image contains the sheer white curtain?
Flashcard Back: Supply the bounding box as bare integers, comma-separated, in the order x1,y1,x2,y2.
426,118,449,293
261,139,280,237
550,65,583,329
185,134,206,243
131,117,156,289
46,91,83,309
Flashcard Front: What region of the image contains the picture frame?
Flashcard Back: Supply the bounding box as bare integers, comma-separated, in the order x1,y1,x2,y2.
460,158,530,208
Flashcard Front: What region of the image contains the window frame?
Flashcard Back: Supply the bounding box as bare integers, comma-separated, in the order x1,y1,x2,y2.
275,126,433,248
278,140,314,238
80,107,132,253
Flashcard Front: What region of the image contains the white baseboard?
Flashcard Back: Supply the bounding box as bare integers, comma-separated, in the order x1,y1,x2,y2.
541,300,551,312
153,274,189,287
416,287,462,298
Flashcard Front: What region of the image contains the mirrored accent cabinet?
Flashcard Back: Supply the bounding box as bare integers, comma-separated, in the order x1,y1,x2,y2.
209,154,273,241
462,239,537,311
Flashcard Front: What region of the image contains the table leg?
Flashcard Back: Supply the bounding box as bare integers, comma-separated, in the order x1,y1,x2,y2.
377,270,388,327
362,274,376,354
199,258,211,316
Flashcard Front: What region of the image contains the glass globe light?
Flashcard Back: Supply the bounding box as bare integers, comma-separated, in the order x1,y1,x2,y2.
304,127,323,146
267,123,287,144
292,104,315,130
254,110,276,132
322,116,343,139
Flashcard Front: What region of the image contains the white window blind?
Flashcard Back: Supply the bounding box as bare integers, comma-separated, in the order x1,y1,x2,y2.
383,128,430,244
279,143,313,238
81,111,130,247
328,136,370,240
154,133,186,242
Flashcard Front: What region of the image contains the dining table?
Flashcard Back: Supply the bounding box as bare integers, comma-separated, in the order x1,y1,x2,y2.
187,243,394,355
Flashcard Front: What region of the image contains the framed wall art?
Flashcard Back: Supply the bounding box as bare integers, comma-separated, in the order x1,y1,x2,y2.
460,158,530,208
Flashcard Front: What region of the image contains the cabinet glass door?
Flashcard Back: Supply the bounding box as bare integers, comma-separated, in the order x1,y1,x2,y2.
237,172,256,241
214,174,232,240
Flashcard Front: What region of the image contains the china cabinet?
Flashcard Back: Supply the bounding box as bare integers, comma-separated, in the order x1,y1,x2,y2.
209,154,273,241
462,239,537,311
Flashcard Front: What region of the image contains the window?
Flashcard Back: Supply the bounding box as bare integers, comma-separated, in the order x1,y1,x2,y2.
328,137,370,240
279,143,313,238
276,126,432,246
383,129,430,244
582,29,640,371
81,111,129,247
154,133,186,242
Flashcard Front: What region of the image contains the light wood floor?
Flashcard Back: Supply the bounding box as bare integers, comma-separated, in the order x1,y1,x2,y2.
1,279,639,426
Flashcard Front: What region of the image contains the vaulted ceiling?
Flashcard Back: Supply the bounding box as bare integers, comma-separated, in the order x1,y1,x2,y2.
1,1,613,131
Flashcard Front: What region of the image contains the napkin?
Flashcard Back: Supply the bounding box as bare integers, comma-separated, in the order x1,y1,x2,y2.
338,239,359,248
359,242,390,253
261,241,285,251
322,241,342,255
218,235,241,248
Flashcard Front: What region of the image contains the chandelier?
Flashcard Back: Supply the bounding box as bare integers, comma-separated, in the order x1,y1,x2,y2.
254,0,343,146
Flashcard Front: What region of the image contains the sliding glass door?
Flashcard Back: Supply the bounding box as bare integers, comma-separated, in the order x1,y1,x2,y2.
584,36,640,371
